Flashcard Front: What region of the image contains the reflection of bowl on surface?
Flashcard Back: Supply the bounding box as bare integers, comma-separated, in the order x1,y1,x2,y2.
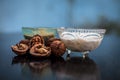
57,28,106,52
53,56,100,80
22,27,57,44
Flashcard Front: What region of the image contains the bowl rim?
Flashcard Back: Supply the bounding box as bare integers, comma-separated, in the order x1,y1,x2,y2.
22,27,57,30
57,28,106,34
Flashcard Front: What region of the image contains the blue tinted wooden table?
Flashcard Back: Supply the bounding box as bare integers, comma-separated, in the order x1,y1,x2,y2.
0,32,120,80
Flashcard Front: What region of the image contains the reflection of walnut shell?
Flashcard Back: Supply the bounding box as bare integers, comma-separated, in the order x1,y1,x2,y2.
11,43,29,55
27,59,51,74
30,34,44,47
30,44,51,57
48,38,66,56
29,61,50,73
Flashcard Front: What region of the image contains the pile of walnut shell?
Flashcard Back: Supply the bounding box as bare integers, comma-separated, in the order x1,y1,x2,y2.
11,34,66,57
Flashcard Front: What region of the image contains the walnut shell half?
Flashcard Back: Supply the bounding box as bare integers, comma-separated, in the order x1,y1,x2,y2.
11,43,29,55
30,44,51,57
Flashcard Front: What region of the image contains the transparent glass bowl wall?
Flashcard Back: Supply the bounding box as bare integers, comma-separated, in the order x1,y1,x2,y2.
57,28,106,58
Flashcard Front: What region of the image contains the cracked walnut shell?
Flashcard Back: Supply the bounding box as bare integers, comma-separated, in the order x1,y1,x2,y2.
11,43,29,55
30,44,51,57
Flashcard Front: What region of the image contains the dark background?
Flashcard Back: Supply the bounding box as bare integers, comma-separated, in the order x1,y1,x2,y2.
0,0,120,33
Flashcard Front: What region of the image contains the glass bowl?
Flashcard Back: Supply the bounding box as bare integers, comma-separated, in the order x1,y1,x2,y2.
22,27,57,44
57,27,106,58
